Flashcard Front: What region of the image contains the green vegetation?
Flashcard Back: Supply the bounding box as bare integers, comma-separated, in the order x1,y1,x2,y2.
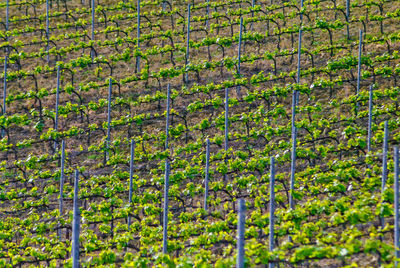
0,0,400,266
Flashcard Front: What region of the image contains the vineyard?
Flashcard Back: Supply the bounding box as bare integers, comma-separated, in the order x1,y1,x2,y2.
1,0,400,266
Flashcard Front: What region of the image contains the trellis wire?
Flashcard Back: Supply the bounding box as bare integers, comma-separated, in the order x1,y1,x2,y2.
46,0,50,63
236,199,246,268
395,146,399,266
204,138,210,211
91,0,95,61
162,160,170,254
381,121,388,228
185,4,191,83
356,29,363,112
136,0,141,73
58,140,65,240
72,170,80,268
346,0,350,39
269,157,275,268
105,78,112,163
367,85,373,153
289,29,302,210
128,139,135,227
165,84,171,149
236,17,243,98
54,66,61,152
